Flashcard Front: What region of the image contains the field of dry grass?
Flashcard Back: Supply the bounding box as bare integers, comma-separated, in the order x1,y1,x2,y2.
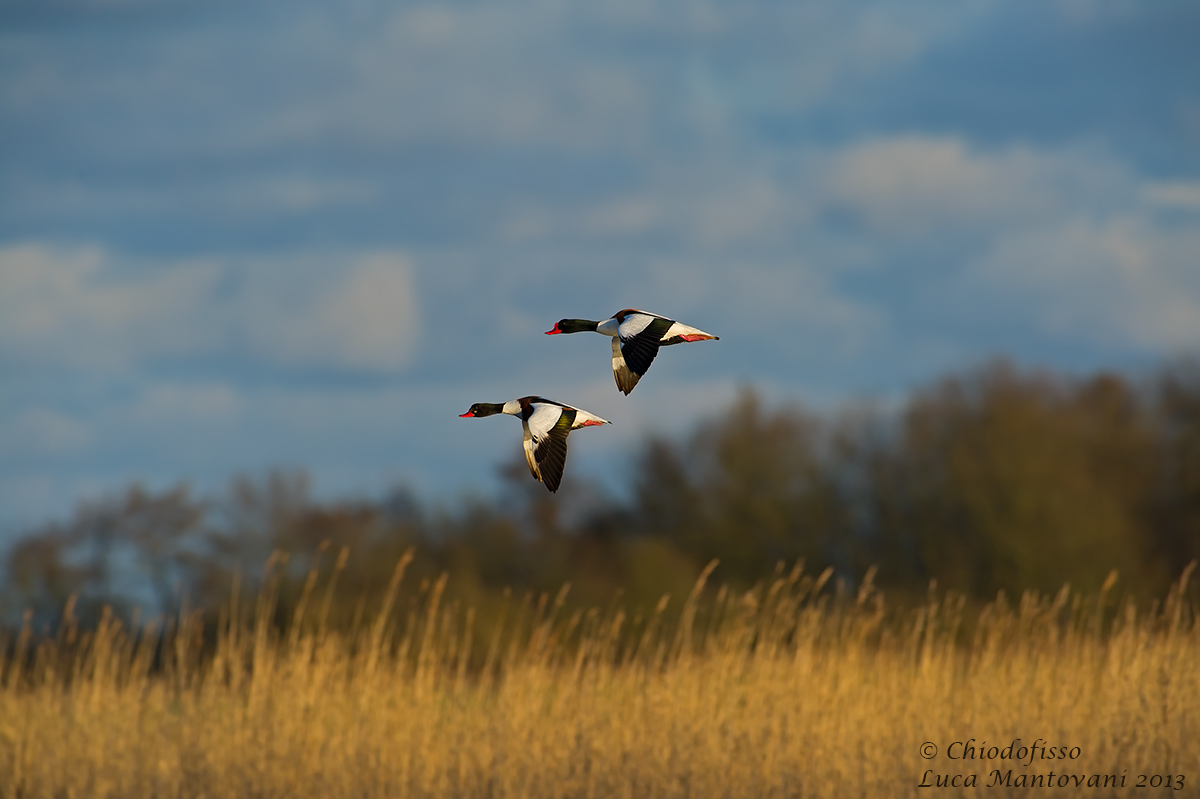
1,555,1197,798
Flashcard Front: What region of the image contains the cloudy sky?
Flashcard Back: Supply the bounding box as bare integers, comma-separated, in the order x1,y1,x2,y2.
2,0,1199,530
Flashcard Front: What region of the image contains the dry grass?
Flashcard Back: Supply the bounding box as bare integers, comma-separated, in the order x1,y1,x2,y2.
1,555,1197,798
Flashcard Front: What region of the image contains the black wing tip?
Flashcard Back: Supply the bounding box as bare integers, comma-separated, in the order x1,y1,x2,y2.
532,429,569,492
541,466,563,492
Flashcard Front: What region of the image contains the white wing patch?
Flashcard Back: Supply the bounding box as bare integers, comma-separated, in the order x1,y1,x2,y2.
616,312,658,340
512,397,609,491
525,402,561,442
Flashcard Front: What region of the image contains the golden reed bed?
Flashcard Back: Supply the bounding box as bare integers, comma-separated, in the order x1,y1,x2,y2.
1,555,1197,798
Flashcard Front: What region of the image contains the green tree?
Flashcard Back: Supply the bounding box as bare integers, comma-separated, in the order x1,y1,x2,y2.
871,362,1155,597
630,388,849,584
1148,360,1200,578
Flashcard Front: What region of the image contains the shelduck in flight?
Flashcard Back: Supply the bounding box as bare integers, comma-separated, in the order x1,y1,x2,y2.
545,309,719,395
459,396,611,493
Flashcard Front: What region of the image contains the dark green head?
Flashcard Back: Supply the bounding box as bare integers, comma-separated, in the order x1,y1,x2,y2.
459,402,505,418
545,319,599,335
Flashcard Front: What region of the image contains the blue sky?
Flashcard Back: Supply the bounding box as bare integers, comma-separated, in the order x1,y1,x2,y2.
2,0,1199,530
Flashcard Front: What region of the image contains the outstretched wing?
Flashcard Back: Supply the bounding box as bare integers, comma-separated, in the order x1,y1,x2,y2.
523,402,576,493
610,337,641,395
615,313,673,393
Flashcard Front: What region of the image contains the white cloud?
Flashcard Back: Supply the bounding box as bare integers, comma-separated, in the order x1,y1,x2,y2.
821,136,1128,235
1141,181,1200,211
0,243,223,368
0,244,421,374
240,252,420,372
970,215,1200,352
814,134,1200,359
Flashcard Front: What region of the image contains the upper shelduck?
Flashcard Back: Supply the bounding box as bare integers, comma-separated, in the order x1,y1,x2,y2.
545,309,719,395
459,396,611,493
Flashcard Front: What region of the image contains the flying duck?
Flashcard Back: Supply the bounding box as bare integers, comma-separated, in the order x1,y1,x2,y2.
459,396,611,493
545,309,719,395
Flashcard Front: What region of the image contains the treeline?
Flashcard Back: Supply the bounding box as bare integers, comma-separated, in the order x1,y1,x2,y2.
3,359,1198,630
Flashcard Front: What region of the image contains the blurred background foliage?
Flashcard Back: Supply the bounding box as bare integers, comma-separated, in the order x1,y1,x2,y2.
4,358,1198,634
